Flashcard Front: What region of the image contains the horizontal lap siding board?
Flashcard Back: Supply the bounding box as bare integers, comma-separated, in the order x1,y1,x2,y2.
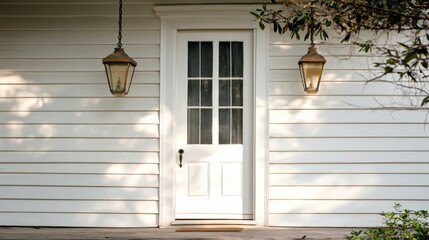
0,72,160,84
0,213,158,228
270,82,419,96
0,1,160,227
2,84,160,97
268,29,429,227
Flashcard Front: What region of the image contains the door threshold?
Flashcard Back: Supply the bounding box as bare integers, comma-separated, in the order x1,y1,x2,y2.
172,220,257,226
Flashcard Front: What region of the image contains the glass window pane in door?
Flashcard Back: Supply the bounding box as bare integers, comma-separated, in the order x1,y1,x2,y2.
188,80,200,106
231,80,243,106
200,109,212,144
219,42,230,77
201,42,213,77
219,109,231,144
201,80,212,106
231,42,243,77
188,42,199,77
187,109,200,144
231,109,243,144
219,80,230,106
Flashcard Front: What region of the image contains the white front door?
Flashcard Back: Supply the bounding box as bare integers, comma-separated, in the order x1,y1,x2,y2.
175,31,254,220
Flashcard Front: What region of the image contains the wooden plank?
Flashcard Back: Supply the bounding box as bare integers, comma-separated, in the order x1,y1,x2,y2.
270,44,371,57
270,173,429,186
270,163,429,174
0,112,160,124
270,124,429,137
0,200,158,214
0,0,264,4
0,139,159,151
270,69,385,82
0,163,159,174
0,212,158,227
0,59,159,71
0,174,159,187
270,138,429,151
269,152,429,164
269,200,429,213
269,213,381,227
0,44,160,59
270,186,429,200
0,71,160,84
0,30,160,45
176,227,243,232
0,16,159,30
269,96,423,109
2,84,160,98
0,186,158,200
0,124,159,138
270,28,408,45
0,3,155,16
270,110,429,123
0,98,159,111
0,152,159,163
270,82,410,96
270,56,379,70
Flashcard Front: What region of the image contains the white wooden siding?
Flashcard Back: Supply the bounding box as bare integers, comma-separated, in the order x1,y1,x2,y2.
0,0,161,227
268,31,429,227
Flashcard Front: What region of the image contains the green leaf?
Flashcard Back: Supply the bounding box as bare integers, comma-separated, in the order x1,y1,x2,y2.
259,21,265,30
356,14,362,24
384,67,394,73
322,30,329,40
403,51,417,64
304,31,310,41
421,61,428,69
250,12,260,19
341,32,351,43
421,96,429,106
386,58,399,65
399,42,411,49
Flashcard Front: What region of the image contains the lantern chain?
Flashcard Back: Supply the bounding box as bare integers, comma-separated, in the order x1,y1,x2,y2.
310,7,315,47
117,0,123,48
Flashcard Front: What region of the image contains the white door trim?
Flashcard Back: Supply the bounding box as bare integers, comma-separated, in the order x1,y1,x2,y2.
155,5,269,227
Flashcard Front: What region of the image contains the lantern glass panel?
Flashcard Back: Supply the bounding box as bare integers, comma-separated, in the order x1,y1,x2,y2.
300,62,324,94
104,62,135,96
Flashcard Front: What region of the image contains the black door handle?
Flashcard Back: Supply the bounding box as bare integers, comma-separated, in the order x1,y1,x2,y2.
178,149,184,168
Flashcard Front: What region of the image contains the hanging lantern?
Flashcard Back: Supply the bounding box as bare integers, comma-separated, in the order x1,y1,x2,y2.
298,46,326,94
103,48,137,96
298,7,326,94
103,0,137,96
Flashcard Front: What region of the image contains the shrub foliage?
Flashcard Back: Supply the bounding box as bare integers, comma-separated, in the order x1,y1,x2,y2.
347,203,429,240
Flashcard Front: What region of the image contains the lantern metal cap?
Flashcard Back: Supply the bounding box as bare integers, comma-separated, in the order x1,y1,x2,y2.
298,46,326,64
103,47,137,66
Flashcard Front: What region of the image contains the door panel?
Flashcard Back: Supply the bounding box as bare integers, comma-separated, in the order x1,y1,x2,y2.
176,31,253,220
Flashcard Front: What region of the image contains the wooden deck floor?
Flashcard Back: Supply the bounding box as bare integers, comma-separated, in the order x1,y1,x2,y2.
0,226,356,239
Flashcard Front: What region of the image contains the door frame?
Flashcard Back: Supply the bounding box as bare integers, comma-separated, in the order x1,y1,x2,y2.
155,5,269,227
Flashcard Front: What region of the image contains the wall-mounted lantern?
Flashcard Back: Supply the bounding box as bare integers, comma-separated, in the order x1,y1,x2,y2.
298,7,326,94
103,0,137,96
